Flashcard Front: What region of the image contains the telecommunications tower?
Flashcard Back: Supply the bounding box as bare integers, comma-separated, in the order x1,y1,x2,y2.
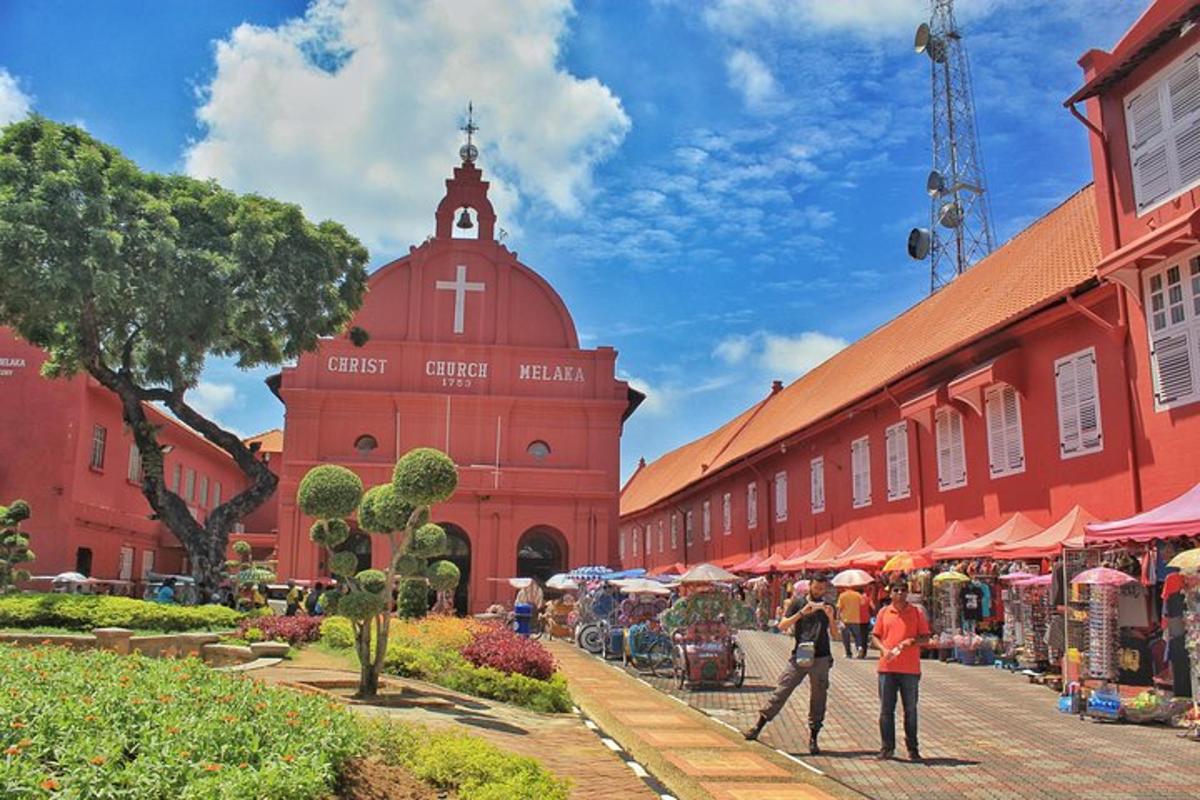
906,0,995,294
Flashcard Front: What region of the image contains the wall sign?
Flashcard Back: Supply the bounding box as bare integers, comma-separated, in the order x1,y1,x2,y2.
518,363,586,383
326,356,388,374
0,357,27,378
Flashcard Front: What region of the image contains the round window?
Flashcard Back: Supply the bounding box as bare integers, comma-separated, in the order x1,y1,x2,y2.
354,435,378,455
527,440,551,460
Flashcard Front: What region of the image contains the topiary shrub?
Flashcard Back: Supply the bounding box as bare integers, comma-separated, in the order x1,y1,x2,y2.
392,448,457,506
297,465,363,518
355,569,387,594
393,555,423,578
426,560,460,592
407,523,447,558
0,499,35,592
328,551,359,578
358,484,414,535
335,591,387,622
394,578,428,619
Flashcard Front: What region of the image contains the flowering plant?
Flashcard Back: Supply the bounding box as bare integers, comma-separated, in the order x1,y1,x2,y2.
460,624,556,681
235,615,324,646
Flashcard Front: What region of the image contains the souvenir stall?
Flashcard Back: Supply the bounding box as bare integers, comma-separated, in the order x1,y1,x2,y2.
996,572,1036,663
1166,548,1200,737
1012,574,1054,671
931,570,968,659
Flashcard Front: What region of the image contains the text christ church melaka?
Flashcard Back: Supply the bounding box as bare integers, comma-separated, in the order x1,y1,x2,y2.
271,142,641,613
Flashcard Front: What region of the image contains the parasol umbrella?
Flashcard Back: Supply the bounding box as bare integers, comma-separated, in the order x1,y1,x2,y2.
568,565,611,580
52,571,89,583
831,569,874,587
882,552,933,572
932,570,970,584
998,571,1037,582
1070,566,1137,586
1167,547,1200,574
546,573,579,591
679,563,738,583
609,578,672,595
1011,574,1052,587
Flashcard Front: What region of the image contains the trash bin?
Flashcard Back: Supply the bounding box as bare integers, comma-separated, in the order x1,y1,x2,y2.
514,602,533,636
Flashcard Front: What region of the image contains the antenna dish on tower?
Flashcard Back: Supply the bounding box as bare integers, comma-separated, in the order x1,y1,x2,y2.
926,169,946,197
907,228,932,260
914,22,946,63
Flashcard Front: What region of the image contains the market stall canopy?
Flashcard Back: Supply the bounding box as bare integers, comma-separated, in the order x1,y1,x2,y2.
567,566,612,580
609,578,672,595
998,571,1037,582
1012,574,1052,588
649,562,688,577
679,563,738,583
882,551,934,572
995,505,1096,560
546,573,579,591
780,539,842,571
750,553,785,574
828,537,890,569
1167,547,1200,574
917,521,978,556
932,570,970,584
487,577,533,589
1070,566,1137,586
729,554,763,573
1085,483,1200,544
831,569,874,587
933,513,1042,560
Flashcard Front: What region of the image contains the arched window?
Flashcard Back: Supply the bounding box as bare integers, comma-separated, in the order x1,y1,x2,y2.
527,440,551,460
75,547,93,577
354,435,378,455
516,527,566,585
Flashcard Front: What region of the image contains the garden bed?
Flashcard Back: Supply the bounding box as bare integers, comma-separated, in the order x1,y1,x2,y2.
0,593,242,632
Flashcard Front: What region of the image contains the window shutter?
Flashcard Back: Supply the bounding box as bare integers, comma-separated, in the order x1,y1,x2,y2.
1151,330,1195,405
1170,55,1200,185
936,411,952,488
1003,386,1024,471
886,427,899,499
1076,352,1102,450
950,410,967,486
986,390,1005,476
810,458,824,512
1056,356,1082,454
1128,87,1172,211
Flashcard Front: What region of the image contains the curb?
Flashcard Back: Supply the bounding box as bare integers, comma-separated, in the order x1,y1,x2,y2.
573,704,678,800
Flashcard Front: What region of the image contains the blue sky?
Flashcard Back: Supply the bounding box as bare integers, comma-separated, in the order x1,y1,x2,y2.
0,0,1145,481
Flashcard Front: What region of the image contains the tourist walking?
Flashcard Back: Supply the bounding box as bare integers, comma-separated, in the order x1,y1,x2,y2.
743,576,835,754
305,582,325,616
284,579,303,616
871,580,932,761
836,585,870,658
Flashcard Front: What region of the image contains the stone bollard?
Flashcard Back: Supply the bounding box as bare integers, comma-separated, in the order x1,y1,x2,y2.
92,628,134,655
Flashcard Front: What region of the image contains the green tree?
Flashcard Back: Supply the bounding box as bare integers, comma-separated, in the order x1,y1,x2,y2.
0,118,368,593
299,449,459,698
225,539,277,599
0,500,34,593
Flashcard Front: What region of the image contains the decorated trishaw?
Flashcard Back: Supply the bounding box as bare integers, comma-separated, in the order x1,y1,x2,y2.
572,579,622,654
660,564,754,689
604,579,673,672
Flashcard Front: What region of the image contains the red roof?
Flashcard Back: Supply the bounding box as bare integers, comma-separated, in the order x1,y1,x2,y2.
622,187,1100,517
244,428,284,454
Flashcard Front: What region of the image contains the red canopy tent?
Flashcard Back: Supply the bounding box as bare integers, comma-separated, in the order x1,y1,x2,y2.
917,521,978,556
995,505,1095,560
1085,483,1200,543
729,554,763,573
779,539,842,571
649,562,687,576
827,536,890,569
933,512,1043,560
750,553,785,574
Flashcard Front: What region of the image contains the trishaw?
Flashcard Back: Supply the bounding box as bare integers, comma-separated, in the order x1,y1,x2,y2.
605,590,671,671
661,587,754,689
573,584,621,654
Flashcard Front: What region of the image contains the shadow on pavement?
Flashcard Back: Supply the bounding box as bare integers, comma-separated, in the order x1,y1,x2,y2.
913,756,980,768
800,749,880,760
453,716,530,735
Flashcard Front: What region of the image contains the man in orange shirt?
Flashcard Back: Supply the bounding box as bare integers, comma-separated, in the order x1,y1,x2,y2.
870,580,931,762
836,586,869,658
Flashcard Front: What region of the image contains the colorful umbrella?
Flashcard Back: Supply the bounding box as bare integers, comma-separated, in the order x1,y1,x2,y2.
882,552,933,572
546,573,579,591
831,569,874,587
1167,547,1200,574
932,570,970,584
1070,566,1137,586
679,563,739,583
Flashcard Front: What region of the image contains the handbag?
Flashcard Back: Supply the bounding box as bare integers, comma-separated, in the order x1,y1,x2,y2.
794,640,816,668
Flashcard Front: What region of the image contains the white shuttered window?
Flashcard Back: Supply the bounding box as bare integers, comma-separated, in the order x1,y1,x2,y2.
670,514,679,550
1056,348,1103,458
936,408,968,490
1126,48,1200,214
851,437,871,508
686,510,694,545
722,493,732,534
810,457,825,513
1145,258,1200,409
985,385,1025,478
885,422,910,500
774,471,788,521
702,500,712,541
619,529,626,559
746,482,758,529
127,444,142,483
659,520,665,552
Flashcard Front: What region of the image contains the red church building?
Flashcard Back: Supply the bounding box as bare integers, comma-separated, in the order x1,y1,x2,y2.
618,0,1200,572
269,148,639,611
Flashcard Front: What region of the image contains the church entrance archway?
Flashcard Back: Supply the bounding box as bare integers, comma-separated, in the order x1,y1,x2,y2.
434,523,471,615
516,526,567,586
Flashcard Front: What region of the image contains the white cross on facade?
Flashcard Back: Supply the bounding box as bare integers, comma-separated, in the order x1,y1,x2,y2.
435,265,486,334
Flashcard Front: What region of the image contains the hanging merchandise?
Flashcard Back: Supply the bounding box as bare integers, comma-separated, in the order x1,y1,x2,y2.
1086,583,1119,681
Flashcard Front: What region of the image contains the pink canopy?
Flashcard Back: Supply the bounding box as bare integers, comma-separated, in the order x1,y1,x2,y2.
828,536,890,569
995,505,1096,560
729,554,763,573
1085,483,1200,544
750,553,785,574
779,539,842,571
917,521,978,556
933,513,1043,560
1012,574,1052,588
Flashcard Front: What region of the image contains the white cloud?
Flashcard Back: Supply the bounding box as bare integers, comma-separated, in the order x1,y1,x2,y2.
186,0,631,251
186,381,240,420
0,69,33,126
725,48,785,112
624,373,738,417
712,329,848,382
713,334,753,365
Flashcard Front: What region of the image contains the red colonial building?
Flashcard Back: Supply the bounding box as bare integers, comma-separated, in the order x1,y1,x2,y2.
0,329,251,584
618,0,1200,571
270,151,638,611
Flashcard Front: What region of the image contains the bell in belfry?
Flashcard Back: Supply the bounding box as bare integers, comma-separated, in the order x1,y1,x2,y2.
456,207,474,229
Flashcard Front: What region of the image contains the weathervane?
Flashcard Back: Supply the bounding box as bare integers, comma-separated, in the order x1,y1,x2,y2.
459,102,479,164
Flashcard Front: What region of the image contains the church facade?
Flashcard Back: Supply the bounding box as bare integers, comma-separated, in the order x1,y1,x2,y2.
271,153,639,611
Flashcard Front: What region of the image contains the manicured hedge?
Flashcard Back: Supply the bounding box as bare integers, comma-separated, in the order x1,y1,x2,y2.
0,594,241,632
363,719,569,800
0,643,361,798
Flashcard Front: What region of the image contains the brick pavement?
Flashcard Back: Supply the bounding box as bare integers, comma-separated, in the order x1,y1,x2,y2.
624,630,1199,800
549,640,859,800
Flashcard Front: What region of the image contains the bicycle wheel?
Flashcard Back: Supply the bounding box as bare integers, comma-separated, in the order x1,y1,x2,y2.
732,643,746,688
647,637,674,678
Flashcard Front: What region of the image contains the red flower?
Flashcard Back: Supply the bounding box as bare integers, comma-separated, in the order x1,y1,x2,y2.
460,625,557,680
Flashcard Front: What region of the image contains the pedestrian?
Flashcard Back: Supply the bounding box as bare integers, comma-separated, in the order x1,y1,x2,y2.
743,576,834,754
155,577,176,604
284,579,303,616
871,580,932,762
305,582,325,616
836,584,870,658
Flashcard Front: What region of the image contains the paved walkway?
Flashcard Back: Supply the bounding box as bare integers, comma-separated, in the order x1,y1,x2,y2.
548,640,859,800
254,648,654,800
627,630,1199,800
